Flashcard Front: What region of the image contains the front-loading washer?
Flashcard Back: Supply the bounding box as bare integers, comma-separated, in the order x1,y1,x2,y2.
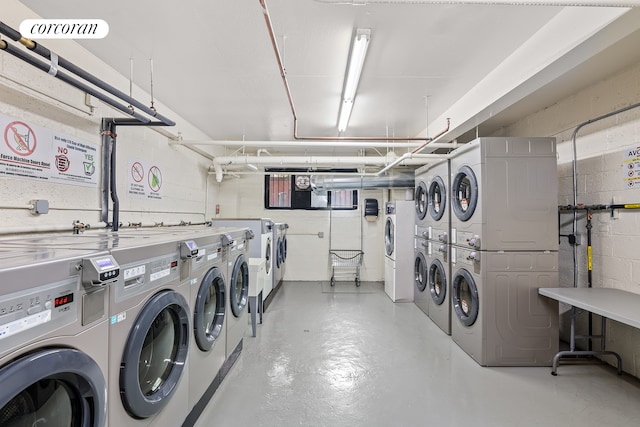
223,228,252,361
426,158,450,246
413,236,429,316
107,233,191,427
449,137,558,251
427,240,451,335
384,201,414,302
211,219,274,308
414,164,431,237
450,246,559,366
0,245,119,427
272,222,286,295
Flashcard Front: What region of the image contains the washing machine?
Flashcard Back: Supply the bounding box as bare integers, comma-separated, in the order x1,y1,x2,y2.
413,236,429,316
272,222,286,293
173,227,228,413
0,245,119,427
450,246,559,366
211,219,274,303
224,227,252,360
107,233,191,427
414,164,430,237
427,240,451,335
449,137,558,251
384,200,414,302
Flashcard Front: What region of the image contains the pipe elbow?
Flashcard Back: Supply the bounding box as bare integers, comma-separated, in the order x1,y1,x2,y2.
212,159,223,183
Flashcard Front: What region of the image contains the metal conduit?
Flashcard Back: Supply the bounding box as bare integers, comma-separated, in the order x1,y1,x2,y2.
0,22,175,126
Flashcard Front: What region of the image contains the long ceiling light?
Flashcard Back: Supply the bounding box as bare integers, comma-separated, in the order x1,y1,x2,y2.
337,28,371,132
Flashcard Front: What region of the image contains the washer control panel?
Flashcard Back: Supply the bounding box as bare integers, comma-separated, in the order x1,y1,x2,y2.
81,255,120,287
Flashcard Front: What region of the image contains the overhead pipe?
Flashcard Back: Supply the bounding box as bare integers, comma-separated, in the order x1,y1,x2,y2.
0,22,175,126
312,172,416,190
174,138,458,150
259,0,444,144
0,38,151,124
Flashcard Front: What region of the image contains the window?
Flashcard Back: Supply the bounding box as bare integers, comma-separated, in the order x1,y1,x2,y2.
264,169,358,210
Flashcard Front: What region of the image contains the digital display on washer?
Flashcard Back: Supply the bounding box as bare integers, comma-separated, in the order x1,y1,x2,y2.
96,257,115,270
54,293,74,308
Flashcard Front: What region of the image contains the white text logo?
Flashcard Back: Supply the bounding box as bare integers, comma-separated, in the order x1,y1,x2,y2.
19,19,109,39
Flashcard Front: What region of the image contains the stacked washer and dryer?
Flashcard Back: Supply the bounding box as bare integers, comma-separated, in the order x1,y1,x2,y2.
448,137,559,366
415,158,452,334
384,200,414,302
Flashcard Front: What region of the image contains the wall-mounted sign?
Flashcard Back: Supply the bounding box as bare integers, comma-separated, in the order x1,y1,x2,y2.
623,144,640,189
0,113,98,187
127,158,163,200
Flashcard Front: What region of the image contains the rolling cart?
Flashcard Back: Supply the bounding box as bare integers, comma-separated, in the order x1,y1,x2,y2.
329,249,364,286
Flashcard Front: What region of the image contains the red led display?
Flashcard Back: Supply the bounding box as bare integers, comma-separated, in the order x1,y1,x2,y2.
54,293,74,308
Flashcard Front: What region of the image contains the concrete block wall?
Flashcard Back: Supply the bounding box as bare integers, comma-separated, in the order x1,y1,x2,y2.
215,173,387,282
494,59,640,377
0,0,219,232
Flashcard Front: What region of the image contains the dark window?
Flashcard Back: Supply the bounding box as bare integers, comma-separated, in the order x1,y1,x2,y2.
264,169,358,210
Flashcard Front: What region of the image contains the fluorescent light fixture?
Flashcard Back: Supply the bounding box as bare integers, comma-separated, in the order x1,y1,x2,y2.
337,28,371,132
246,163,258,171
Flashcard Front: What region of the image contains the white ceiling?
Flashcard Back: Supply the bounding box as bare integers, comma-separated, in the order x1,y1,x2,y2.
14,1,640,164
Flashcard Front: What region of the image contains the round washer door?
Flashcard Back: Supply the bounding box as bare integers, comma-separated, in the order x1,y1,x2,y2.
414,251,428,292
452,268,479,326
384,217,394,257
120,290,190,419
282,236,287,262
230,254,249,317
429,258,447,305
276,238,283,268
194,267,226,352
415,181,428,221
265,237,272,275
429,176,447,221
0,348,106,427
451,165,478,221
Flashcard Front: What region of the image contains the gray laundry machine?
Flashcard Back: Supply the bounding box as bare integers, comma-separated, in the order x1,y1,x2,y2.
414,165,430,234
224,227,253,360
107,232,191,427
427,240,451,335
413,236,429,316
450,246,559,366
211,219,274,305
425,158,450,245
449,137,558,251
0,244,119,427
272,222,287,293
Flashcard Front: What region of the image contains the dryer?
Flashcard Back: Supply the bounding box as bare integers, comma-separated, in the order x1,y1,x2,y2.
450,246,559,366
425,158,450,245
449,137,558,251
0,245,118,427
413,236,429,316
224,228,252,360
384,200,414,302
211,219,274,305
427,240,451,335
107,233,191,427
414,165,430,236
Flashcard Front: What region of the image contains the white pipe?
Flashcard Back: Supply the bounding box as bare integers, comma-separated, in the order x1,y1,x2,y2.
175,139,457,150
314,0,640,5
376,152,448,176
212,158,223,183
214,154,443,167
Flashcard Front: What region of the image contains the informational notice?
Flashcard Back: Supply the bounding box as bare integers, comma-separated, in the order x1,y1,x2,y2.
0,113,98,187
127,158,163,200
623,143,640,189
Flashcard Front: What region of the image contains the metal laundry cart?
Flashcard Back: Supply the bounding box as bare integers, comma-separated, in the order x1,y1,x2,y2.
329,249,364,286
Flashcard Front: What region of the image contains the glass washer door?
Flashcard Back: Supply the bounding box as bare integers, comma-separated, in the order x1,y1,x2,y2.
429,176,447,221
451,165,478,222
452,268,479,326
120,290,189,419
415,181,428,221
429,259,447,305
414,251,427,292
0,348,106,427
194,267,226,352
384,217,394,257
230,254,249,317
265,238,271,275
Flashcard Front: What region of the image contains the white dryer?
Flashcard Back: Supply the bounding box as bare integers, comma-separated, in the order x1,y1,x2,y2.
413,236,429,316
449,137,558,251
384,200,414,302
427,240,451,335
0,245,118,427
107,232,191,427
223,228,252,360
450,246,559,366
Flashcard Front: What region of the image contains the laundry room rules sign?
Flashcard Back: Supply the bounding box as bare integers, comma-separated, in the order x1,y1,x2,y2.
0,113,98,187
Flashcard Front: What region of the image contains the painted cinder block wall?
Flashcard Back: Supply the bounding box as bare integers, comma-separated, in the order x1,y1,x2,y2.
493,60,640,377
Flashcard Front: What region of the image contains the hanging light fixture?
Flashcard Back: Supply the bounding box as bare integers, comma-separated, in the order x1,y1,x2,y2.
337,28,371,132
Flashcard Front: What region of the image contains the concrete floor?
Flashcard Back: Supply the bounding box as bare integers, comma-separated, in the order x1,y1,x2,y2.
195,281,640,426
